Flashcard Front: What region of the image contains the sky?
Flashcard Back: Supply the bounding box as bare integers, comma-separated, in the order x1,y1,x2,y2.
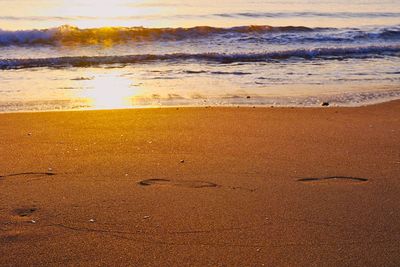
0,0,399,29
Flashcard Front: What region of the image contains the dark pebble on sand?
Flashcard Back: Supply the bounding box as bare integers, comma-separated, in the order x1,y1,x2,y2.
246,96,251,99
322,102,330,107
180,160,185,163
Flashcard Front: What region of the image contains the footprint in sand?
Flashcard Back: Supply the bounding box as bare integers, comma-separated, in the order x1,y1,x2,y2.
12,207,37,218
138,178,219,188
0,207,38,242
297,176,368,183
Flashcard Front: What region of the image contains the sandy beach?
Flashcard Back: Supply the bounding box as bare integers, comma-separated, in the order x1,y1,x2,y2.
1,101,399,266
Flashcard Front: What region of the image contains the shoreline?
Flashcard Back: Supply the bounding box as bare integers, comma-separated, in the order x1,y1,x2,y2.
1,99,399,266
1,97,400,115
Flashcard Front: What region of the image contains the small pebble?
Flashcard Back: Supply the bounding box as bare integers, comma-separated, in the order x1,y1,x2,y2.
30,220,36,224
48,167,53,172
321,102,330,107
256,248,261,252
89,219,95,223
143,216,151,219
180,160,185,163
28,133,32,136
246,96,251,99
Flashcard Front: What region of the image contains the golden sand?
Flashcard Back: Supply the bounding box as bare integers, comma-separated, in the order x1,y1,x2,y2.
1,101,399,266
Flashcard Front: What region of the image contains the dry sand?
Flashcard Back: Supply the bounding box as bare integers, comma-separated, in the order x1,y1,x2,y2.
1,101,400,266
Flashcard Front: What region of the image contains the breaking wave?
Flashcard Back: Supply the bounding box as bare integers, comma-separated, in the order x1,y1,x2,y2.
0,25,313,46
1,45,399,69
0,25,399,46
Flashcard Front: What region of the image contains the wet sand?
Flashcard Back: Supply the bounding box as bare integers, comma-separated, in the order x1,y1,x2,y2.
1,101,400,266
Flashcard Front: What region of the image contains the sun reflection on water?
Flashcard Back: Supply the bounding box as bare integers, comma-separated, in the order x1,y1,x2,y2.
79,72,139,109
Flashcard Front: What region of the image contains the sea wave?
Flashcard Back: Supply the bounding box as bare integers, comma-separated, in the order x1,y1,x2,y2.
1,45,399,69
0,25,312,46
0,25,399,46
214,11,400,19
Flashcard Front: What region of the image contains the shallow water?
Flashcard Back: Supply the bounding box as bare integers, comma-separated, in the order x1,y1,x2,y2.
0,0,399,111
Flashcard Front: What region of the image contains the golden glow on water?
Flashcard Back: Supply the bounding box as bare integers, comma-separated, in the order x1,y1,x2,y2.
78,73,140,109
0,1,399,112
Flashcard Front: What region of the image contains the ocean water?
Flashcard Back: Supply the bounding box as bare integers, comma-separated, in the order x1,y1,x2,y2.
0,0,399,112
